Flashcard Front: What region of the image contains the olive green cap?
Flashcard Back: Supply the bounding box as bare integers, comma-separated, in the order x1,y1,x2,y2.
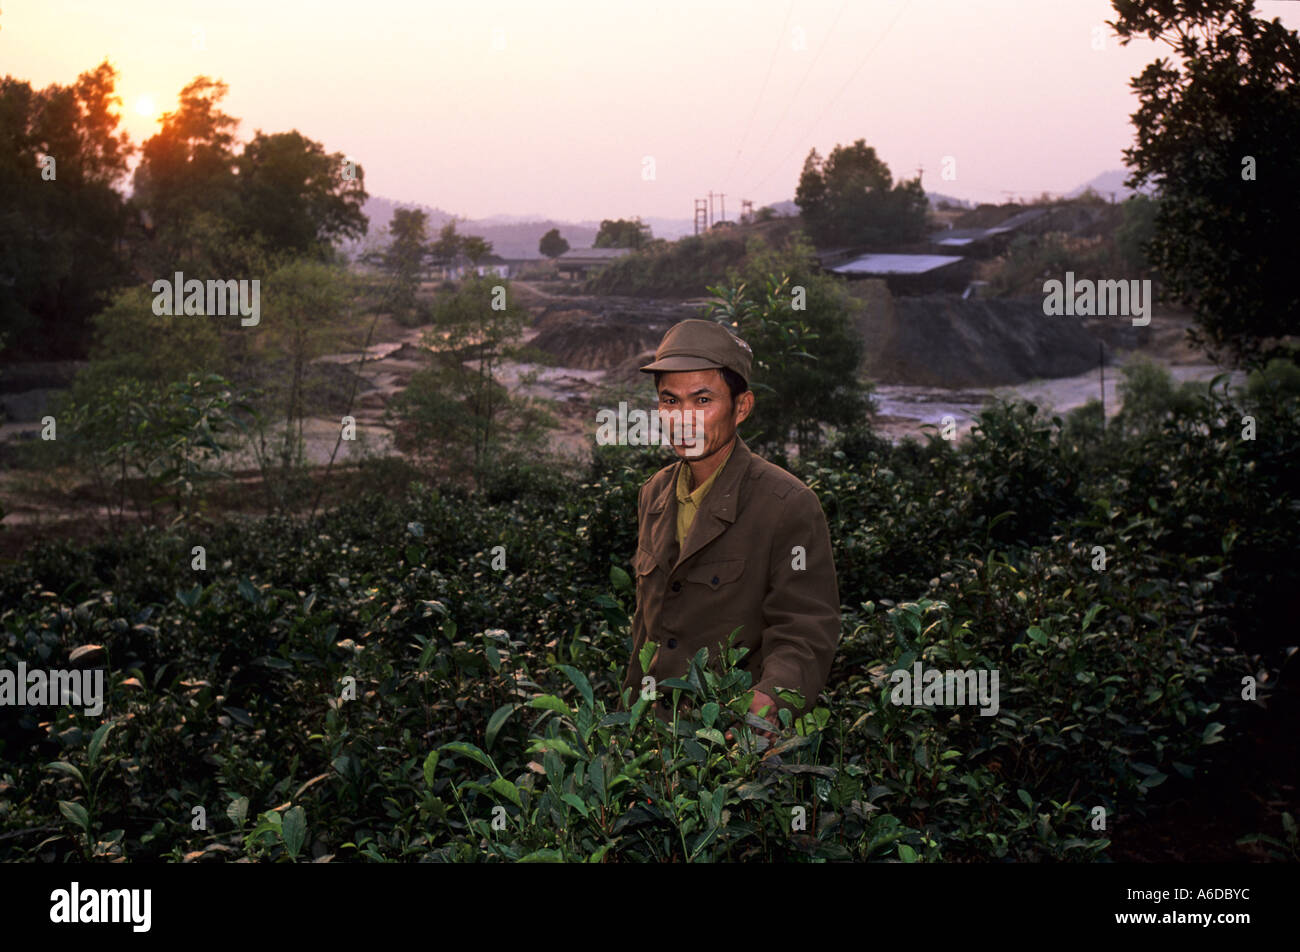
640,319,753,385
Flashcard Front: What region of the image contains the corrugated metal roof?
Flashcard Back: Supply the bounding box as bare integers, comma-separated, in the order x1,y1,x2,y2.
928,207,1048,245
830,253,965,275
557,247,633,260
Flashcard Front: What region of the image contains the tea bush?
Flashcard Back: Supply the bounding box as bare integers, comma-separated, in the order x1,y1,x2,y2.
0,379,1292,862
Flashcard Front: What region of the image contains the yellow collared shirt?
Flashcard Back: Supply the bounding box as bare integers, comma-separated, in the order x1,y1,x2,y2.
675,441,736,546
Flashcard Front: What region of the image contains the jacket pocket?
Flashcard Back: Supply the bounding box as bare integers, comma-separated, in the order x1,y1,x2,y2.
685,558,745,590
633,547,658,577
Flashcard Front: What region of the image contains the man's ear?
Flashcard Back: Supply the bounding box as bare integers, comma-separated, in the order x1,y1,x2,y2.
734,390,755,425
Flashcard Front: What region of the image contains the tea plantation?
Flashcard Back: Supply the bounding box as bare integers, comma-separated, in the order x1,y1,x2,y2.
1,380,1295,862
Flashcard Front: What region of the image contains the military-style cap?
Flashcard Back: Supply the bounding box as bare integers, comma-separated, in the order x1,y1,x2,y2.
640,319,753,385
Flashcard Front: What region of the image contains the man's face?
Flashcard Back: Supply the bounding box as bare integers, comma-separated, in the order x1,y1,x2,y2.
656,369,753,461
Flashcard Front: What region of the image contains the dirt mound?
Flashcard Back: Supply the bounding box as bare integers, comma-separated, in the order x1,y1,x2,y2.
531,320,662,370
604,349,660,397
859,292,1105,388
383,342,433,365
528,297,703,370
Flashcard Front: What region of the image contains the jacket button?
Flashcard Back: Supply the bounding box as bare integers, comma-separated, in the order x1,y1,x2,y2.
667,638,677,649
671,581,681,592
711,575,720,585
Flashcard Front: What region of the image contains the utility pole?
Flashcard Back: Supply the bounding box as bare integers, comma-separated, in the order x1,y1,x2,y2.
694,199,708,236
916,163,924,188
707,191,714,228
741,198,754,223
719,193,726,223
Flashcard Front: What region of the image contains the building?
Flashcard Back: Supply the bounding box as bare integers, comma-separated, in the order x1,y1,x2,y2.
826,252,974,294
928,207,1050,257
555,247,632,280
433,253,511,280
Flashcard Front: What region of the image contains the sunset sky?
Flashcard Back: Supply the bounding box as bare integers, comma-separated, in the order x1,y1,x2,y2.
5,1,1300,222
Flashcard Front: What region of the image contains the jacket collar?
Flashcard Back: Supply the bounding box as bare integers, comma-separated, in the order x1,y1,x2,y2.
646,436,754,571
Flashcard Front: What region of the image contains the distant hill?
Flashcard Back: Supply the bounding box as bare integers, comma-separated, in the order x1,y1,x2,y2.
345,196,602,260
926,192,974,209
1067,169,1156,201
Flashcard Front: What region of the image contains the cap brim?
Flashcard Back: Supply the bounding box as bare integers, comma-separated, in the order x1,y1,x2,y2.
639,356,726,373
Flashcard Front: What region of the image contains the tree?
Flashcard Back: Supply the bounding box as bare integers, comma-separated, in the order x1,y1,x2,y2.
1110,0,1300,364
539,227,570,258
794,139,928,248
1114,193,1159,275
0,60,134,357
594,217,651,249
431,220,462,266
390,275,548,486
704,236,872,459
131,77,240,266
234,129,368,258
461,235,492,266
246,258,360,508
134,78,367,274
367,206,431,325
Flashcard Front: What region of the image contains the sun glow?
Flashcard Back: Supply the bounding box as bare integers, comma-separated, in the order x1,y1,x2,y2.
134,95,158,120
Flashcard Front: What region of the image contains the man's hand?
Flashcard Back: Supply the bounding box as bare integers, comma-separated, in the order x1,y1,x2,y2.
725,689,779,746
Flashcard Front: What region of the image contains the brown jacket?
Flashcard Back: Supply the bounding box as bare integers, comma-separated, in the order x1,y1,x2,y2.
622,436,841,719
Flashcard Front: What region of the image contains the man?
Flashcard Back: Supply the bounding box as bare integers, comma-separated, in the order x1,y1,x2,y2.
621,319,841,735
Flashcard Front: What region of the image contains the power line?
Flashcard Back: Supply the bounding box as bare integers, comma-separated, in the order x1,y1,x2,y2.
734,0,849,190
725,0,797,184
744,0,912,198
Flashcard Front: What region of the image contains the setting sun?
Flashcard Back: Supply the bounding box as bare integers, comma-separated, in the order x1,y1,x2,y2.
133,94,158,119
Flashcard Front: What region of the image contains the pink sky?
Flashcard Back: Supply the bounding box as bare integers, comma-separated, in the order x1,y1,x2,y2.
5,0,1299,221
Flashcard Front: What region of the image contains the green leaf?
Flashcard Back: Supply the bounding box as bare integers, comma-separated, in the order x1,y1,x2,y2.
418,635,438,672
556,664,594,708
519,849,563,862
87,722,115,768
237,577,259,603
176,583,203,608
422,752,439,788
701,701,720,729
281,805,307,858
490,777,523,808
638,640,658,676
438,742,498,774
1017,789,1034,810
485,704,515,750
59,800,90,833
898,843,918,863
530,695,572,717
561,793,591,818
46,761,85,788
610,564,632,593
1026,627,1048,646
527,737,581,759
1138,771,1167,790
227,796,249,827
1202,722,1225,746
